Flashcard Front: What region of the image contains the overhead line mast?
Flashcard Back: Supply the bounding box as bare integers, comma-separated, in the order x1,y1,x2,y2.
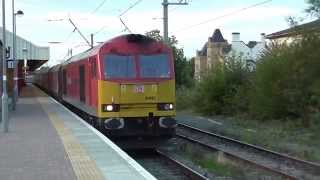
162,0,188,45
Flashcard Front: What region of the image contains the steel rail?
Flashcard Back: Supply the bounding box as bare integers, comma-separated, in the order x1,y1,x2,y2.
177,123,320,180
156,150,209,180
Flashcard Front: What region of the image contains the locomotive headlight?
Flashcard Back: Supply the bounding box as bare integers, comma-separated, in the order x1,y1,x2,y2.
102,104,120,112
158,103,174,111
106,105,113,111
164,104,170,110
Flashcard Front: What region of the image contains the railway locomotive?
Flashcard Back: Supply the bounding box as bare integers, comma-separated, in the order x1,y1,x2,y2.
35,34,176,147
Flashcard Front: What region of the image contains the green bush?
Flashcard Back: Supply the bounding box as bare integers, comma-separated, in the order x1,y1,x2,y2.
177,33,319,126
176,87,196,110
193,55,250,115
250,34,320,123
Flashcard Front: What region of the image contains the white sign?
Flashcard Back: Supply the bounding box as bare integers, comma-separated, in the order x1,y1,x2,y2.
7,60,14,69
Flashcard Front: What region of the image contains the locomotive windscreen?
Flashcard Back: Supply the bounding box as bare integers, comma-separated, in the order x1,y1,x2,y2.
104,54,136,79
139,54,170,78
103,53,171,79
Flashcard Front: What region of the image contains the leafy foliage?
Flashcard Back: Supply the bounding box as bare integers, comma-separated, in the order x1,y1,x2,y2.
193,55,250,115
306,0,320,17
179,33,320,126
250,34,320,124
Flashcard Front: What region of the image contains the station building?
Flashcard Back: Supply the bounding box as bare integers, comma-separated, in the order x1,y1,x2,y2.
0,27,49,94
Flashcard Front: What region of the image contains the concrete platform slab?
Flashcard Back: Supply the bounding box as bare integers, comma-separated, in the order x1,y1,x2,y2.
0,85,156,180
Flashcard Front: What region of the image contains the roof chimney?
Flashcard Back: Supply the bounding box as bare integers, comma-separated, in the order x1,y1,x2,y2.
261,33,266,43
232,32,240,42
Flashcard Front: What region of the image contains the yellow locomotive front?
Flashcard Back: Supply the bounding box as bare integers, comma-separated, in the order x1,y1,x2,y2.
95,38,176,143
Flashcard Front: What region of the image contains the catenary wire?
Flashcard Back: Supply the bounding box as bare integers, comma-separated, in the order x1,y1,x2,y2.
174,0,272,33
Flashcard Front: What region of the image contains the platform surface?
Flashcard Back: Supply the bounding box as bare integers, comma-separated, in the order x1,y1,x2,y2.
0,84,156,180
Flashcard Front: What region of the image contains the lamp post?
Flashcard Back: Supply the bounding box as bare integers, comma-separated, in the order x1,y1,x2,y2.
2,0,8,132
12,0,24,110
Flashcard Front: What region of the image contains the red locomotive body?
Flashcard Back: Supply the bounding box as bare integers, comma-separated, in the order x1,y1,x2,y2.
35,34,176,148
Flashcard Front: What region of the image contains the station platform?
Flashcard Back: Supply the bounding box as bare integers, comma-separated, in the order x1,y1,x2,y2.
0,84,156,180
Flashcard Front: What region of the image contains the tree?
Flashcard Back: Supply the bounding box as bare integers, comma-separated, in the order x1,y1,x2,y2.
145,29,194,88
249,34,320,125
286,0,320,27
306,0,320,18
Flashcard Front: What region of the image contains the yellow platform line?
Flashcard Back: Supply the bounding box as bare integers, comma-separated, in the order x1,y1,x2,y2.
35,92,104,180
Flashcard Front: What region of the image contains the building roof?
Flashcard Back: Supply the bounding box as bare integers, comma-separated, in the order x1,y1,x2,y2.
0,27,50,71
265,19,320,39
197,42,208,56
197,29,227,56
0,27,49,61
210,29,227,43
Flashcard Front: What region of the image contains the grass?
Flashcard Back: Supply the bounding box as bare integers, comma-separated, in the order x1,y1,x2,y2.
207,113,320,162
182,144,244,177
195,157,242,177
176,85,320,162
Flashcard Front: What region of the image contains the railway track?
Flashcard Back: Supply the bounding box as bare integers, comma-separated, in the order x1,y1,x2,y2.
177,123,320,180
130,149,208,180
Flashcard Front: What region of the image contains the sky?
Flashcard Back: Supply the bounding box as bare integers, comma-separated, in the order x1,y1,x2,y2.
1,0,315,66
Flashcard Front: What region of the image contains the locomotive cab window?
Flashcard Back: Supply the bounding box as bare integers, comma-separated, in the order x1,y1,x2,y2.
139,54,170,78
104,54,135,79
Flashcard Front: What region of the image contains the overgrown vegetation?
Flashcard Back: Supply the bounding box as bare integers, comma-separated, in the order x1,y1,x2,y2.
180,34,320,126
182,144,244,177
250,36,320,124
306,0,320,18
192,55,251,115
173,1,320,162
146,28,319,126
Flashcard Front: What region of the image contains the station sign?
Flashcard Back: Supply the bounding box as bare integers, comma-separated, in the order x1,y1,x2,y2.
7,59,14,69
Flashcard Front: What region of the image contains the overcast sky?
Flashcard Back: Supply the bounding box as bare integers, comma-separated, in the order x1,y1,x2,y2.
1,0,314,65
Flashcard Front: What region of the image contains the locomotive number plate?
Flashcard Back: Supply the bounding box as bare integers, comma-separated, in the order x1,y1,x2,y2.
134,85,144,93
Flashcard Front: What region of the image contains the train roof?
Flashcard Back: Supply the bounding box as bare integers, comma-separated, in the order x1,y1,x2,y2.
62,34,163,65
63,44,102,65
35,66,50,74
50,64,62,72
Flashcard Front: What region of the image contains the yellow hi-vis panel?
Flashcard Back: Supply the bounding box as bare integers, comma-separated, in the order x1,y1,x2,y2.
97,80,176,118
120,83,157,104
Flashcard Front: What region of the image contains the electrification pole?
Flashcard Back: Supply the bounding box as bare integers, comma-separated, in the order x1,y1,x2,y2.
2,0,9,132
162,0,188,44
90,34,94,48
11,1,23,111
163,0,169,44
12,0,16,110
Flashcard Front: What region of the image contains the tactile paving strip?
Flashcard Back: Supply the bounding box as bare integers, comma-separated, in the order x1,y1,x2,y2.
35,91,104,180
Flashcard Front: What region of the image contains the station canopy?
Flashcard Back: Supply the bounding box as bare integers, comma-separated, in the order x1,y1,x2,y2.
0,27,49,71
